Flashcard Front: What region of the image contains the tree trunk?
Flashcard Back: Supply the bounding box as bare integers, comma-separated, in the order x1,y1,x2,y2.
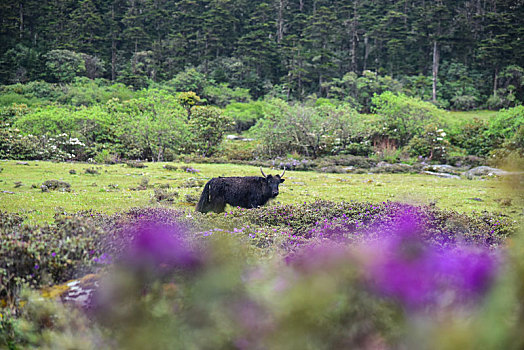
350,1,358,72
493,67,498,96
432,40,439,103
277,0,285,43
363,34,369,71
19,2,24,38
111,5,117,81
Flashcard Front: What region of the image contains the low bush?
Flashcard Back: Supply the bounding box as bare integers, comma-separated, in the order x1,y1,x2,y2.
125,160,147,168
41,180,71,191
226,201,515,247
84,167,98,175
163,164,178,171
449,118,498,157
151,188,179,204
0,212,102,307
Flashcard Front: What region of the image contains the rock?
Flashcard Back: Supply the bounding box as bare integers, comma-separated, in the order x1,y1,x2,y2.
16,161,29,165
423,164,460,175
376,161,392,168
226,135,255,141
42,274,99,309
464,166,510,179
371,163,413,173
423,171,461,179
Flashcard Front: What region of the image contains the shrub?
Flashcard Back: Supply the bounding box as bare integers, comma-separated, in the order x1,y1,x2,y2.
163,164,178,171
151,188,179,204
0,212,102,306
41,180,71,191
252,99,371,158
44,50,86,83
125,160,147,168
84,167,100,175
325,71,403,112
111,90,189,161
218,139,259,161
202,83,251,107
223,101,266,132
371,92,444,147
451,95,478,110
489,105,524,141
406,124,450,161
449,118,497,157
188,106,232,157
226,201,515,246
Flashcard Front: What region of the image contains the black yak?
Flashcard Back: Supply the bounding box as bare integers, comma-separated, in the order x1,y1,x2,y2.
196,168,285,213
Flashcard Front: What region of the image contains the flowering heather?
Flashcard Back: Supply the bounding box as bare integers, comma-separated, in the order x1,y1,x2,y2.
99,207,199,259
123,221,201,272
228,201,515,249
361,211,500,310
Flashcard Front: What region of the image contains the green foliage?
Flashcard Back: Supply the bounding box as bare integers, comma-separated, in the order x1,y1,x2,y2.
223,101,266,132
372,92,444,147
0,103,31,123
326,71,403,112
14,105,75,136
0,212,102,307
176,91,201,118
407,124,450,161
488,106,524,160
188,106,232,157
450,95,479,111
168,68,207,95
253,99,372,158
450,118,499,157
487,66,524,110
202,83,251,107
490,105,524,140
110,90,188,161
44,50,86,83
56,78,135,106
438,61,486,110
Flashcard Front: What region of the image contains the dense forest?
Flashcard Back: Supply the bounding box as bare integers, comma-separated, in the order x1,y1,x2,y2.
1,0,523,107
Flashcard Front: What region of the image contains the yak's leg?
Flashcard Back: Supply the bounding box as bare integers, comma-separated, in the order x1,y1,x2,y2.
212,198,226,213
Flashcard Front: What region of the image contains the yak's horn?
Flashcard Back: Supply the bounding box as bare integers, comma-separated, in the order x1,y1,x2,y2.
260,167,267,178
280,167,286,177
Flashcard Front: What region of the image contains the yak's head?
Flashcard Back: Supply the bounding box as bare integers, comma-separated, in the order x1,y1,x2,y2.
261,168,286,198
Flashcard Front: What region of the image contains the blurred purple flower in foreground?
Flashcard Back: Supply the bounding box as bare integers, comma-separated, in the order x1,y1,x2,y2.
124,221,201,272
363,211,499,310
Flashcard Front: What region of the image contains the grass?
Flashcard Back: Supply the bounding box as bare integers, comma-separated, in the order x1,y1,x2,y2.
0,160,521,224
443,110,498,127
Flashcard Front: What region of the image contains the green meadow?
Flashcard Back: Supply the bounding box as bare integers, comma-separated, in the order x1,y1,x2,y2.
1,160,520,224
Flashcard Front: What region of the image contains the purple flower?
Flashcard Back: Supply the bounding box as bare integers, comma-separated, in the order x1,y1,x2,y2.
94,253,113,265
363,212,498,310
51,252,56,257
34,264,39,270
124,222,200,272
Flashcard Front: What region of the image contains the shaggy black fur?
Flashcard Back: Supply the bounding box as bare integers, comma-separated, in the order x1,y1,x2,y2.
196,174,285,213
